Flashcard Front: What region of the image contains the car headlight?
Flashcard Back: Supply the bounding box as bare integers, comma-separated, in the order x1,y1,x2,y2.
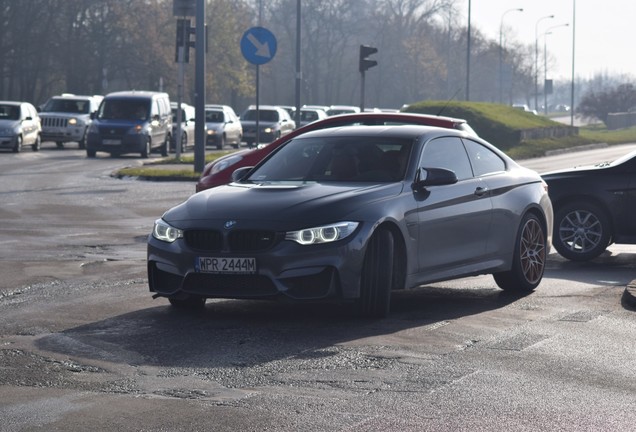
152,219,183,243
207,129,217,136
68,118,78,126
285,222,359,245
263,127,273,134
210,154,243,175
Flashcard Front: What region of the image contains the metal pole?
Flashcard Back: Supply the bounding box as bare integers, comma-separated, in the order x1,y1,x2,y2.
294,0,301,127
360,71,366,111
194,0,206,173
466,0,471,101
570,0,576,127
499,8,523,104
535,15,554,111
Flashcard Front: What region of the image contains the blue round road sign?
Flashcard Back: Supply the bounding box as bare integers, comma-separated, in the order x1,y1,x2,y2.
240,27,277,65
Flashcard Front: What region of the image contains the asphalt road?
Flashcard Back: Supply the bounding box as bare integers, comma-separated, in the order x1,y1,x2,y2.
1,146,635,431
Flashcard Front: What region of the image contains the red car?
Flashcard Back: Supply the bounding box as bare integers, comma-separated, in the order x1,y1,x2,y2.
195,112,476,192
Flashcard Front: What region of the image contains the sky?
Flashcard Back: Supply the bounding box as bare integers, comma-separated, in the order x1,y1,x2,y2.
462,0,636,81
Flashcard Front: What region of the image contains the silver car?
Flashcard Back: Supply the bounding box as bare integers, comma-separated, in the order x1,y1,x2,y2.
205,105,242,149
0,101,41,152
170,102,196,152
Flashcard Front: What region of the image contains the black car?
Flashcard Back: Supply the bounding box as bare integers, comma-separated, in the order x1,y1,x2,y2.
541,150,636,261
148,125,552,317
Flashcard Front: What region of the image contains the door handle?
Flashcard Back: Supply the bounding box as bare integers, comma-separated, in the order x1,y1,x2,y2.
474,187,488,196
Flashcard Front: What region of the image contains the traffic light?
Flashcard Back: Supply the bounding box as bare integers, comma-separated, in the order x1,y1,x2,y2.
359,45,378,73
175,18,194,63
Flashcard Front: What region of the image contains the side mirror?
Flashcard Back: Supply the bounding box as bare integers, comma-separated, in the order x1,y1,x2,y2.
231,166,254,182
412,167,458,191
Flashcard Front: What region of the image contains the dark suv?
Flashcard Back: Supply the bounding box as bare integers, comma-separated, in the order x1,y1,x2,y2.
86,91,172,158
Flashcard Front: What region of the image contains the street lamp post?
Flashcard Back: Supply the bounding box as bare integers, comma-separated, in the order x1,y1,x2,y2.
535,14,554,111
543,23,569,114
499,8,523,104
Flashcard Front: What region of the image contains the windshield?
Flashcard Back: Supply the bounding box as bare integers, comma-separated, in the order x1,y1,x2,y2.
242,109,279,122
205,110,225,123
98,99,149,120
246,136,412,183
42,98,90,114
0,104,20,120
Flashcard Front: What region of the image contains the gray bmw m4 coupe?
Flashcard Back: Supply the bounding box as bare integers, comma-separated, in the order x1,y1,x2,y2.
148,125,553,317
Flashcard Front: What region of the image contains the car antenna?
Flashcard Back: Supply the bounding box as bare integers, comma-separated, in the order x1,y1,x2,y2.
436,87,462,116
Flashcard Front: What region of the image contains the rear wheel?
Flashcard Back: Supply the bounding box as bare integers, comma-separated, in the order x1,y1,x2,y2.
552,201,611,261
355,229,394,318
494,213,546,293
180,133,187,153
87,148,96,158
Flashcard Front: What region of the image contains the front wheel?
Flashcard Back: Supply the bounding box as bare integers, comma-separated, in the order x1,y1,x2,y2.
494,213,546,293
216,134,225,150
13,135,22,153
141,137,151,158
32,135,41,151
160,135,169,157
355,229,394,318
552,201,611,261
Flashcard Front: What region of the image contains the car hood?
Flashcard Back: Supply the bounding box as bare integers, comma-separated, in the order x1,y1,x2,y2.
163,182,404,229
0,119,19,128
95,118,144,127
241,120,278,127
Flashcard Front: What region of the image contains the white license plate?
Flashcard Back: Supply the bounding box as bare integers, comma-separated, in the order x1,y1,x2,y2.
102,139,121,145
196,257,256,274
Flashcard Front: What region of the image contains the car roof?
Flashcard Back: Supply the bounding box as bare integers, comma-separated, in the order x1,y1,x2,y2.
293,124,466,140
105,91,168,99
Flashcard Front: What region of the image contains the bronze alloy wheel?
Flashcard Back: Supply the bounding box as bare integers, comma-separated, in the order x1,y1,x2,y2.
519,216,546,285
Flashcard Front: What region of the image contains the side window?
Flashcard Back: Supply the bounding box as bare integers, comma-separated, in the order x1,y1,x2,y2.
150,99,159,117
420,137,473,180
462,139,506,176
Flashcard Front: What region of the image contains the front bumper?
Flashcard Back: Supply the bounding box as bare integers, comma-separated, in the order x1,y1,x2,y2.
87,133,146,154
147,231,366,303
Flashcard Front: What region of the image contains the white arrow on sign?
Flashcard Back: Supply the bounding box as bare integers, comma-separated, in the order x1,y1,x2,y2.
247,33,271,58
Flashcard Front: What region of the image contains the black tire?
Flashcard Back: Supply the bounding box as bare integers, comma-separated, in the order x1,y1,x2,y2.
216,134,225,150
32,135,41,151
56,141,64,149
141,137,151,158
180,133,187,153
13,135,22,153
160,135,169,157
168,295,206,309
494,213,546,293
87,148,96,158
552,201,611,261
355,229,394,318
78,130,87,149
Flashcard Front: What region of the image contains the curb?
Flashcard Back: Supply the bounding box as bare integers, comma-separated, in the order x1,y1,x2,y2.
622,281,636,310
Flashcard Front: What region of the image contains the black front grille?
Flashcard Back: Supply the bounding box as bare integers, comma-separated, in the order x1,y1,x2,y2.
184,229,279,252
41,117,68,128
185,229,223,252
228,230,277,252
98,126,129,139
